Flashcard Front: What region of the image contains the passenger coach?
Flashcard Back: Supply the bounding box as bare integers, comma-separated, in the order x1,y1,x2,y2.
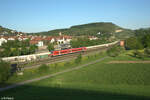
49,47,86,56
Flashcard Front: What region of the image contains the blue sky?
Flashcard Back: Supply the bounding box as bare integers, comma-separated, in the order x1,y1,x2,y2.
0,0,150,32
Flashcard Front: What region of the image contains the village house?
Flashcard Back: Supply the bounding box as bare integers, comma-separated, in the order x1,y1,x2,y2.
41,34,72,50
64,35,72,43
54,35,72,50
7,37,15,41
44,36,55,43
18,36,29,41
56,36,65,44
88,36,98,40
55,35,72,44
30,36,44,47
0,37,7,46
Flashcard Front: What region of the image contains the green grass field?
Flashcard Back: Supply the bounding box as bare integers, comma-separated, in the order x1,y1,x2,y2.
1,52,150,100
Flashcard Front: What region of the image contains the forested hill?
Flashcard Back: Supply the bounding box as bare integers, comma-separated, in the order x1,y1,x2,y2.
135,28,150,36
30,22,134,38
31,22,121,35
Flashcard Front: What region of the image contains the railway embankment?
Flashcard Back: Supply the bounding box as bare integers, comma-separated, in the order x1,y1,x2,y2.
0,51,107,89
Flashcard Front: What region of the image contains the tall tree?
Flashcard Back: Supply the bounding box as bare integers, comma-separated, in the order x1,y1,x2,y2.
0,61,11,84
125,37,144,50
47,43,54,51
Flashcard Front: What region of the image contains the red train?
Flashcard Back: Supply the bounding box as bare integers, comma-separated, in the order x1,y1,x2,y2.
49,47,86,56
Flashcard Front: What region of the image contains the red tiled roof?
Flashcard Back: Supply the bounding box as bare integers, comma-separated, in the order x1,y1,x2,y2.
32,37,43,41
44,36,53,41
30,40,38,45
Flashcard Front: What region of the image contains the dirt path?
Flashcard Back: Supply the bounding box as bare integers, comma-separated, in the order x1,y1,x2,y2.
108,61,150,64
0,57,108,92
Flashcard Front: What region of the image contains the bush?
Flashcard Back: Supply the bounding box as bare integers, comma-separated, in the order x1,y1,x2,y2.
143,34,150,48
107,45,124,57
144,48,150,56
64,62,71,67
125,37,144,50
0,61,11,84
133,50,145,59
38,64,49,73
75,54,82,64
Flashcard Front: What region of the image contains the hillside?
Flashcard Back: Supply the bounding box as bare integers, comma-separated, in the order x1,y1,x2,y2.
114,29,135,39
0,26,17,34
30,22,134,39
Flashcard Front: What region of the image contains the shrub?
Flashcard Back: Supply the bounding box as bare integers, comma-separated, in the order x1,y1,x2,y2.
54,63,58,67
143,34,150,48
107,45,124,57
64,62,71,67
0,61,11,84
144,48,150,56
133,50,145,59
75,54,82,64
38,64,49,73
125,37,144,50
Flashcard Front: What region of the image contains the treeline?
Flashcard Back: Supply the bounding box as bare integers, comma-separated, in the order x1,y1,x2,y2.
106,28,150,58
0,40,38,57
70,37,114,48
125,28,150,50
125,28,150,58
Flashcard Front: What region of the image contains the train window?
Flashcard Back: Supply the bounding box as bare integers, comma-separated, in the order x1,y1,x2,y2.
64,50,68,52
61,50,68,53
72,50,77,51
61,50,67,53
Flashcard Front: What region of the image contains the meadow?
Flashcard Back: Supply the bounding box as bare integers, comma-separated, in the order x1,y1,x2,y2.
1,51,150,100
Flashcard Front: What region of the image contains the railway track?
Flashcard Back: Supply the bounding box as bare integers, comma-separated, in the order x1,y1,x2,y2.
13,45,112,70
23,53,82,69
21,47,108,69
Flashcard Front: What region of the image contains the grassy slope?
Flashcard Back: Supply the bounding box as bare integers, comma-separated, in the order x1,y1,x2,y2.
3,52,105,87
1,52,150,100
